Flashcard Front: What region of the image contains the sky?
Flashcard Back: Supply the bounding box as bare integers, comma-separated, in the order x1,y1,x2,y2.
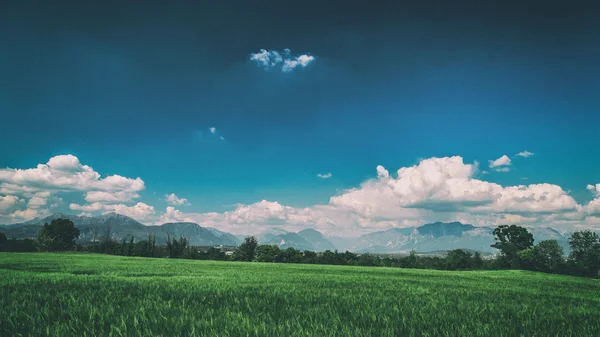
1,1,599,235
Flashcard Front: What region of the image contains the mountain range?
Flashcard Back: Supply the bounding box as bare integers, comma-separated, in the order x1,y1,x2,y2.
0,213,576,254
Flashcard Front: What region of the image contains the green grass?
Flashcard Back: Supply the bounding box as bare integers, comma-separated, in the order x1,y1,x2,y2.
1,253,599,336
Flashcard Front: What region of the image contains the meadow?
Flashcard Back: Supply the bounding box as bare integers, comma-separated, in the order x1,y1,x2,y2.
1,253,599,336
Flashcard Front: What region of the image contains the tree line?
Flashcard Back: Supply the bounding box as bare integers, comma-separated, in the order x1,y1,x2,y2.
1,220,599,278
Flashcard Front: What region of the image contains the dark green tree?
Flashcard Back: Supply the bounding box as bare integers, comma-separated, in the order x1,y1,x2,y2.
166,234,189,258
445,249,473,270
35,218,80,251
256,244,281,262
232,236,258,261
0,232,6,251
491,225,534,267
532,240,564,273
568,230,600,277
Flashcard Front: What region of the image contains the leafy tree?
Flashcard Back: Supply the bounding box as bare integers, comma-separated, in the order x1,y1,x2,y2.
0,232,6,251
302,250,317,264
532,240,564,273
35,218,80,251
166,234,189,258
568,230,600,277
280,247,303,263
472,252,484,269
256,244,281,262
491,225,534,267
446,249,473,270
233,236,258,262
404,250,418,268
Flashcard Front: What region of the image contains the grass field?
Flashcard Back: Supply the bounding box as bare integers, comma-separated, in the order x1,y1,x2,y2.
1,253,599,337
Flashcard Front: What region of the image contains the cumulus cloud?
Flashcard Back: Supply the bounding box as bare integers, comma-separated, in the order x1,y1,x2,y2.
134,156,592,235
85,191,139,203
489,155,512,168
0,154,145,194
209,127,216,134
495,167,511,173
166,193,189,206
69,202,156,219
250,48,315,72
517,151,534,158
317,173,332,179
0,195,22,213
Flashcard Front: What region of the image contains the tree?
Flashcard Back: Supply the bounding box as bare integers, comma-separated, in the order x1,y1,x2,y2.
0,232,6,251
232,236,258,261
532,240,564,273
90,227,100,252
256,244,281,262
568,230,600,277
166,234,188,258
35,218,80,251
491,225,534,267
446,249,473,270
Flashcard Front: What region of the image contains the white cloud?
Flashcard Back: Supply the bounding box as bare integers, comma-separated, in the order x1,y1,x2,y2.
0,154,145,194
85,191,139,203
220,136,225,140
209,127,216,134
165,193,189,206
517,151,534,158
0,195,22,213
489,155,512,168
317,173,332,179
495,167,511,173
69,202,156,220
250,48,314,72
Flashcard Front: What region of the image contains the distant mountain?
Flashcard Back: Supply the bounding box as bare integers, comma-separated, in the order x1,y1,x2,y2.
265,232,314,251
335,222,496,253
1,213,239,246
297,229,336,251
0,214,578,253
257,228,289,243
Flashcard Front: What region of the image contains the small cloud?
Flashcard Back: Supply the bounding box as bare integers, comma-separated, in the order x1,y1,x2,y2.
209,127,216,134
521,177,529,180
250,49,315,72
517,151,534,158
317,173,332,179
495,167,511,172
166,193,190,206
481,170,489,175
220,136,225,140
489,155,512,168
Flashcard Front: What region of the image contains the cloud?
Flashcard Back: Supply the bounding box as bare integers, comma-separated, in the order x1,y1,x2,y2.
0,154,145,194
495,167,511,172
165,193,189,206
489,155,512,168
85,191,139,203
517,151,535,158
317,173,332,179
69,202,156,220
143,156,591,236
0,195,22,213
209,127,216,134
250,49,315,72
220,136,225,140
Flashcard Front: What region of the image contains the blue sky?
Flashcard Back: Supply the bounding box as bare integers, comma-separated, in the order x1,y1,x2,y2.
1,1,599,234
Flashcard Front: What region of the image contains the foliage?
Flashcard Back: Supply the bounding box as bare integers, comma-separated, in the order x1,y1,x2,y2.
232,236,258,262
568,230,600,277
34,219,80,251
445,249,473,270
491,225,534,267
1,253,600,336
166,235,189,258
